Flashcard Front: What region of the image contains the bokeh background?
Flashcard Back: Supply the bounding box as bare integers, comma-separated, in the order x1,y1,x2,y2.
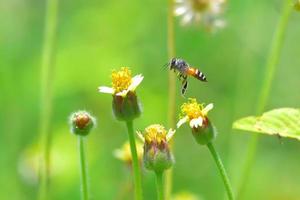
1,0,300,199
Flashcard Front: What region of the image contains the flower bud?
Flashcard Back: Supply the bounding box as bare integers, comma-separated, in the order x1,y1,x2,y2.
138,124,175,173
69,111,96,136
143,141,174,173
191,118,217,145
112,91,142,121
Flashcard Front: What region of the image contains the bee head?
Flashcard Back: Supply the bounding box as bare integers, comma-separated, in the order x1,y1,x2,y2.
170,58,177,69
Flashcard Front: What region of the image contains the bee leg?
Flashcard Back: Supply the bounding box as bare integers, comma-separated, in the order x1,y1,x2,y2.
178,73,183,81
181,79,188,96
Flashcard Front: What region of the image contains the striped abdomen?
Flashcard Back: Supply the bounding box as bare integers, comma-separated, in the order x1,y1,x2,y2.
187,67,207,82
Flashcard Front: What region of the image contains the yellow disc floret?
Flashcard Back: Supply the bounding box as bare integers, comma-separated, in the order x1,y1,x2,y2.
192,0,210,11
111,67,132,93
144,124,167,144
180,98,204,120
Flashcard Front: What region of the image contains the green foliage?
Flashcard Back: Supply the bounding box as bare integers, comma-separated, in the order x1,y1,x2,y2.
1,0,300,199
233,108,300,140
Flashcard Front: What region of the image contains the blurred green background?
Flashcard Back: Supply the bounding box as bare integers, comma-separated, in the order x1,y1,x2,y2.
1,0,300,199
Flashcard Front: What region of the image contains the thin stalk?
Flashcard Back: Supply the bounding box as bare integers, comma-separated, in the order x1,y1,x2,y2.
207,142,234,200
126,121,143,200
38,0,58,199
155,172,164,200
165,0,176,199
237,1,292,198
78,137,89,200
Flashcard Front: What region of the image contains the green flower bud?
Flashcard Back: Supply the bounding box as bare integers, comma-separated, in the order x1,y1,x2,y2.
191,119,217,145
143,142,174,173
112,91,142,121
138,124,175,174
69,111,96,136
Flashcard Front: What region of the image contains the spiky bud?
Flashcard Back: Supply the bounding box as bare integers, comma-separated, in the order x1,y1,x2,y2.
69,111,96,136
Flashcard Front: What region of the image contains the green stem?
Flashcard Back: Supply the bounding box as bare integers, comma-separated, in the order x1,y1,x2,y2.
165,0,176,199
237,1,292,198
38,0,58,199
207,142,234,200
78,137,89,200
126,121,143,200
155,172,164,200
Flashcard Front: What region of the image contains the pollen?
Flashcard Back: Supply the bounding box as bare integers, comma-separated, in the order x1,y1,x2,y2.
180,98,204,120
144,124,167,144
111,67,132,93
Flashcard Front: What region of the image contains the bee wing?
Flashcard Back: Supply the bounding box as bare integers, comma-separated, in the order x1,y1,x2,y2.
163,60,171,69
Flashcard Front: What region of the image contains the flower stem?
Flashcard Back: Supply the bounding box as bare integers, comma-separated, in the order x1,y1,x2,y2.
126,121,143,200
38,0,58,199
78,137,89,200
155,172,164,200
237,1,292,198
166,0,176,199
207,142,234,200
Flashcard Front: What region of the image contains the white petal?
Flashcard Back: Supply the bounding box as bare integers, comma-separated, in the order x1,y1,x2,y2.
189,117,203,128
181,12,194,25
128,74,144,92
175,6,187,16
115,89,129,97
166,129,176,142
177,116,189,128
98,86,115,94
202,103,214,115
136,131,145,143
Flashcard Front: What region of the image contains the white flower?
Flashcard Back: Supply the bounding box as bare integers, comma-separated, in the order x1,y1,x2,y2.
175,0,226,30
98,67,144,97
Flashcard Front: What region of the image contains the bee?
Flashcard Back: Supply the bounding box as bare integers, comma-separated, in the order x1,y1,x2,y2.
166,58,207,95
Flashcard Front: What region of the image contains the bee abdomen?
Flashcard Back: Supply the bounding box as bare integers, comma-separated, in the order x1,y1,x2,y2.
195,69,207,82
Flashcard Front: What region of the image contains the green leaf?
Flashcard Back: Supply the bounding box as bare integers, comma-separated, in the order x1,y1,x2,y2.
233,108,300,140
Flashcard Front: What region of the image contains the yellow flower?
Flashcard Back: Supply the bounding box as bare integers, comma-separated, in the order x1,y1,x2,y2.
114,140,143,164
177,98,213,129
175,0,226,30
137,124,175,145
98,67,143,97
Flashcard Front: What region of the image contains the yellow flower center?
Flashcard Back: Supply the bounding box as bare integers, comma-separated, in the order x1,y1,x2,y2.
111,67,132,93
144,124,167,144
191,0,210,11
180,98,204,120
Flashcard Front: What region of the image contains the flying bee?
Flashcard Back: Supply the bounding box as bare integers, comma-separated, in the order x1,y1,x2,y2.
166,58,207,95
